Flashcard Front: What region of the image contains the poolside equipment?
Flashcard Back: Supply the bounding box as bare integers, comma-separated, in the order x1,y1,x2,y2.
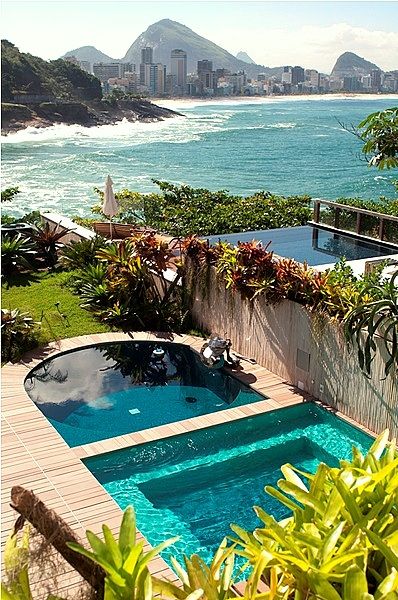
102,175,119,239
200,335,240,368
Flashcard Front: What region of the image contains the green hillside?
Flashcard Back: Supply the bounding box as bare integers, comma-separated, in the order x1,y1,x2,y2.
62,45,115,64
1,40,102,102
331,51,380,78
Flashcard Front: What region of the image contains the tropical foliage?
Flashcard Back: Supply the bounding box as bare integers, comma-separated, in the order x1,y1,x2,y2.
68,506,177,600
29,222,72,268
344,270,398,377
92,180,312,237
60,234,107,270
1,308,39,362
1,186,20,203
1,233,37,277
357,107,398,170
230,429,398,600
184,238,398,375
76,233,185,330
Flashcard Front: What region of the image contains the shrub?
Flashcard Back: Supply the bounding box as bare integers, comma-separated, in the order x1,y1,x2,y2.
60,235,108,270
77,233,185,331
1,308,39,362
1,210,42,227
1,233,37,277
230,429,398,599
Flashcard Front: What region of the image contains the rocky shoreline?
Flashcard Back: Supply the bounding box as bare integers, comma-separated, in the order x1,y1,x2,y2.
1,98,183,134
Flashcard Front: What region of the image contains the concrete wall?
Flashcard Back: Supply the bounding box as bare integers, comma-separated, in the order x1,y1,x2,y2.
188,265,398,437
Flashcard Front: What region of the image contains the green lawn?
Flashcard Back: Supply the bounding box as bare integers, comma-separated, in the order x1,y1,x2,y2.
2,269,110,345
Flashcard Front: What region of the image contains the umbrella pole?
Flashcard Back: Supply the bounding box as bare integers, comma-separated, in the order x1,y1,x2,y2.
109,218,112,240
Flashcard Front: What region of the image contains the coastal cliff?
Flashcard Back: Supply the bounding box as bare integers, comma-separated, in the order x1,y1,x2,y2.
1,40,181,134
1,98,181,134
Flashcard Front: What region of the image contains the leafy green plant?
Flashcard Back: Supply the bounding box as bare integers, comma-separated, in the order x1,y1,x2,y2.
358,107,398,169
1,186,20,203
60,235,107,270
344,269,398,377
1,233,37,277
74,234,184,330
1,308,39,362
155,539,242,600
230,430,398,600
68,505,177,600
1,524,66,600
1,210,42,227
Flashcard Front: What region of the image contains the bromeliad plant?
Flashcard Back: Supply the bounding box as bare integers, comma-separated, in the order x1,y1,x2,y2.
229,430,398,600
1,233,37,277
68,506,177,600
344,269,398,377
1,308,40,363
155,539,243,600
29,222,72,268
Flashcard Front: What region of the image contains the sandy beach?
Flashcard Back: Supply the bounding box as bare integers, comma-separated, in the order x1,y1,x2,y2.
154,93,398,110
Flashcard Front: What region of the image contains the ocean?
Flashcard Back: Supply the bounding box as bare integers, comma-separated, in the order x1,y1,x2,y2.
1,96,396,218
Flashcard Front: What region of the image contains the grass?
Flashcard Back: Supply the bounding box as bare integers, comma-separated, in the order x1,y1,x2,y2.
2,269,110,346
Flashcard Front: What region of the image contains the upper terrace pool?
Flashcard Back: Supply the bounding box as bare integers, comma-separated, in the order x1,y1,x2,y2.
207,225,397,266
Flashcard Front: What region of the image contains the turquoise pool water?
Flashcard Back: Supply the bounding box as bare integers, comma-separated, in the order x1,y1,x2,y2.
24,341,266,447
85,403,373,569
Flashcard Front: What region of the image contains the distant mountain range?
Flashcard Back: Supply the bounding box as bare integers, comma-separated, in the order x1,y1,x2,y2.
63,19,282,78
62,18,389,78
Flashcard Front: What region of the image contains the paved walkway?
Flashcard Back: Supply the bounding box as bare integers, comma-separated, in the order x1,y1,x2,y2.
0,331,355,596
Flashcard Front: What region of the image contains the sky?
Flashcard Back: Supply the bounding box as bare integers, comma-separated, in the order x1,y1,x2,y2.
1,0,398,73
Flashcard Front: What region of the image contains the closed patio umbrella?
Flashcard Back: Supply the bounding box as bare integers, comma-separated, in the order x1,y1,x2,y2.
102,175,119,239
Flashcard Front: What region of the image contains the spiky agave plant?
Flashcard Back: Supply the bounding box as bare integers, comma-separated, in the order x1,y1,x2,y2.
343,269,398,377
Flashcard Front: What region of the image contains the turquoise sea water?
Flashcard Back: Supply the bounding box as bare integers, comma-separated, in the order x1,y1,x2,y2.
86,403,373,571
1,97,396,218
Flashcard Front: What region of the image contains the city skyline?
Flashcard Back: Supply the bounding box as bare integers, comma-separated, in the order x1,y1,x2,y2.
1,1,398,73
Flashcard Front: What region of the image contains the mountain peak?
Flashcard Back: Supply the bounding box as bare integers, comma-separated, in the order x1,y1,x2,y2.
62,45,115,63
122,19,274,77
331,51,380,77
236,51,255,64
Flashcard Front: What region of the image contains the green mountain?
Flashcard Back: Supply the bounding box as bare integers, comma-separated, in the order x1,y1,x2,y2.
122,19,280,77
331,52,381,78
62,45,115,64
236,51,255,64
1,39,102,102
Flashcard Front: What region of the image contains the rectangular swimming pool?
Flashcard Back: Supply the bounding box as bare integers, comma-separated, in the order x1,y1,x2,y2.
207,225,396,266
85,403,372,570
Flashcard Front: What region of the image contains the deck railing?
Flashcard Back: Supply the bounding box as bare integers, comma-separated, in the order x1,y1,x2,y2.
310,199,398,246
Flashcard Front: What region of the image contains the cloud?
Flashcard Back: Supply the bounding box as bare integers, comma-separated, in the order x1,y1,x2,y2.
214,23,398,73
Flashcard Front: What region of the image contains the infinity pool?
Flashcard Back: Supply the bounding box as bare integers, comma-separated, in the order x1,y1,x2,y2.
24,341,267,447
86,403,372,570
207,225,397,266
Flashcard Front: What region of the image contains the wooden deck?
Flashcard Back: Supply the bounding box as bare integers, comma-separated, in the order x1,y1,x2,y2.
0,331,372,596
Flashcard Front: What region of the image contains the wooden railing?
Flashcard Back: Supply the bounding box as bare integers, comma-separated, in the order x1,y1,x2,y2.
310,199,398,245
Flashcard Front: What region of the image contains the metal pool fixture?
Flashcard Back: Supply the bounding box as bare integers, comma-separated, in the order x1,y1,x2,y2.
200,335,240,369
